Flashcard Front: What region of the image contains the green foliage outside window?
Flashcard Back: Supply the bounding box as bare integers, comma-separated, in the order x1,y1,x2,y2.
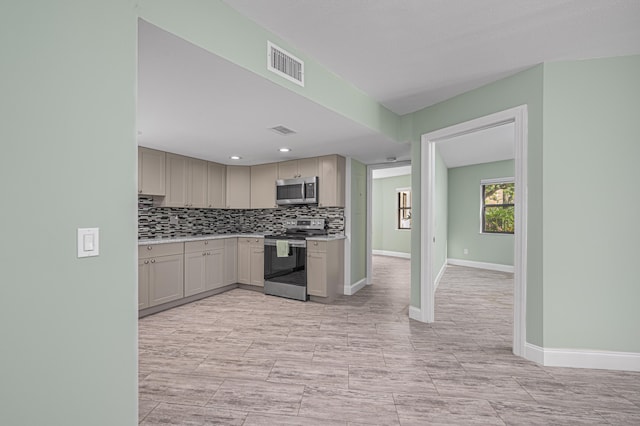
483,183,514,234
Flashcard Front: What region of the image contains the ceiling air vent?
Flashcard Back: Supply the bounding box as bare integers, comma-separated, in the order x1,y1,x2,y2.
267,41,304,87
270,125,296,136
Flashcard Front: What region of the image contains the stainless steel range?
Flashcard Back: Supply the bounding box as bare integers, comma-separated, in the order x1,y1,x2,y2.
263,218,327,301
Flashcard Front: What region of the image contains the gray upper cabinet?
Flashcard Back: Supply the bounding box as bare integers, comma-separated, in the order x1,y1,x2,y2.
164,153,188,207
142,148,345,209
225,165,251,209
163,153,208,208
277,160,298,179
207,162,226,208
251,163,278,209
297,157,319,178
318,154,346,208
138,147,166,196
189,158,208,208
278,157,318,179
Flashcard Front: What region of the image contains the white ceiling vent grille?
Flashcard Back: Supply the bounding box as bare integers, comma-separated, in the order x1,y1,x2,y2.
270,125,296,136
267,41,304,87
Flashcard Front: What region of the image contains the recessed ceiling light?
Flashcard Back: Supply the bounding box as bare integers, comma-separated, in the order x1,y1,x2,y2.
229,155,242,160
279,148,291,152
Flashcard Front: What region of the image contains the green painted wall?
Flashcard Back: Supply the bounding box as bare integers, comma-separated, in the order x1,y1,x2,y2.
350,159,367,284
406,65,544,346
372,175,411,254
448,160,515,266
542,55,640,352
434,149,448,276
138,0,399,141
0,1,138,425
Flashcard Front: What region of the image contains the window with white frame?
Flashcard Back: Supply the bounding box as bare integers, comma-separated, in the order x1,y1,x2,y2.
397,188,411,229
481,178,514,234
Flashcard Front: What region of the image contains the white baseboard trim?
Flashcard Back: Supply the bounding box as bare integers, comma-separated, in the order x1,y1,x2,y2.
524,342,545,365
409,306,425,322
524,343,640,372
372,250,411,259
434,262,447,291
344,278,367,296
447,258,514,273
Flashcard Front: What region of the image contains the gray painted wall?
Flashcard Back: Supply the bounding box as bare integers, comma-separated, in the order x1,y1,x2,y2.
542,55,640,352
0,1,138,424
448,160,515,266
434,150,449,277
372,174,411,254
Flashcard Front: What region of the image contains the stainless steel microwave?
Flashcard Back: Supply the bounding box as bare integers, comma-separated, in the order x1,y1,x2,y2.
276,176,318,205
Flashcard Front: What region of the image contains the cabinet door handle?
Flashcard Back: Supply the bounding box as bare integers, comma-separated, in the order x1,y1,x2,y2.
144,260,149,264
202,252,206,256
138,189,142,194
151,259,156,263
204,241,208,245
147,246,152,250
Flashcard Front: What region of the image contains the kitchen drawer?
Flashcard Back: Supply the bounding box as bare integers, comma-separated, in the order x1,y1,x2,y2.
139,242,184,259
306,240,326,253
184,239,224,253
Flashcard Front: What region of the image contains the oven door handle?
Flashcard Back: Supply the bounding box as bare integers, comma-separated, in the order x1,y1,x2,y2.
264,239,306,248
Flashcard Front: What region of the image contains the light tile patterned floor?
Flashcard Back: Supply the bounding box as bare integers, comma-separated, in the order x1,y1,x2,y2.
138,256,640,425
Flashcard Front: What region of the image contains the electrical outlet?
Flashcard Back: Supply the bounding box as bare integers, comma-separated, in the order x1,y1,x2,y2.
169,215,179,225
463,248,469,255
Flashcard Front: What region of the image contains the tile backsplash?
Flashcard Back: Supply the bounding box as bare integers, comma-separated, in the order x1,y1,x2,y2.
138,196,344,240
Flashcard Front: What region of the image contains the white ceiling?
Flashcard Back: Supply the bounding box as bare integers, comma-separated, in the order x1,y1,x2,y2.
372,165,412,180
138,21,410,166
438,122,514,168
224,0,640,115
138,1,640,168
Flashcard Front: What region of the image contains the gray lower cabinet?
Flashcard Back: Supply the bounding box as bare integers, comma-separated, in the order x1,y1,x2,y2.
138,237,264,313
184,240,225,297
237,237,264,286
184,250,206,297
138,259,150,309
224,238,238,285
307,250,327,297
306,239,344,301
139,242,184,308
149,254,184,306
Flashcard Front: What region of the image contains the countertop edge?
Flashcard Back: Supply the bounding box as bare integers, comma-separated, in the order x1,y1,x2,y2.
138,233,346,245
138,234,265,245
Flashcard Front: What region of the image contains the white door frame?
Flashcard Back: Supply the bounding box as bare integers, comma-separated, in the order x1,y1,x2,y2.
419,105,528,357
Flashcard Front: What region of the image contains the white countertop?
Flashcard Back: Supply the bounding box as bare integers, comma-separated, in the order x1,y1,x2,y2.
306,235,346,241
138,234,265,246
138,233,346,245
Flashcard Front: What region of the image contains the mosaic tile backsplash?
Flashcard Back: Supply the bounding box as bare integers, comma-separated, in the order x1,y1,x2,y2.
138,196,345,240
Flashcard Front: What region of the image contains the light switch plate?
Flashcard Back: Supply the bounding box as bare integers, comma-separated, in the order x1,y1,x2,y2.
78,228,100,258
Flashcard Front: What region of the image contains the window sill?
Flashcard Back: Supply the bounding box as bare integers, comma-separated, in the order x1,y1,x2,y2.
479,231,514,236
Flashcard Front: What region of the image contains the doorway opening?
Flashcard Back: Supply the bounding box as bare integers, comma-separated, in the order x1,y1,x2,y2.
366,161,412,310
419,105,528,357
